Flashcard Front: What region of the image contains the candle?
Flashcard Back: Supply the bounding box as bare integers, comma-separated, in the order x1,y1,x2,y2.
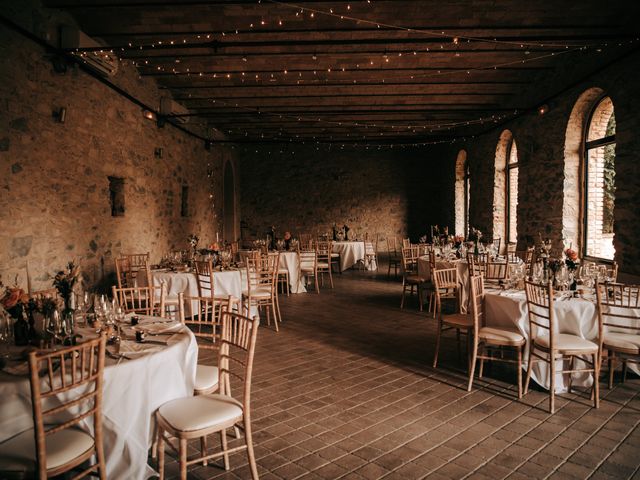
26,260,32,295
216,232,219,242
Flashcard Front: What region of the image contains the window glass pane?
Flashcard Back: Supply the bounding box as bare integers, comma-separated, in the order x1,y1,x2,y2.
585,143,616,260
587,97,615,142
508,165,518,244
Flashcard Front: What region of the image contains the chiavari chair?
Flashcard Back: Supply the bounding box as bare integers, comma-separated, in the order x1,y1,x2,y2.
595,281,640,388
316,241,334,289
467,274,526,396
524,280,600,414
400,246,428,311
0,334,107,479
243,256,280,330
156,311,260,480
363,238,378,271
112,285,157,315
387,237,401,277
299,249,319,294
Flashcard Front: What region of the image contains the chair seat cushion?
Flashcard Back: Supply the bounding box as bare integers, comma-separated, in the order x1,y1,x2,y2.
277,269,289,275
479,327,525,346
603,332,640,353
195,364,219,392
242,288,272,298
442,313,473,327
317,262,330,269
0,427,94,473
535,333,598,352
158,394,243,432
404,275,426,284
331,253,340,258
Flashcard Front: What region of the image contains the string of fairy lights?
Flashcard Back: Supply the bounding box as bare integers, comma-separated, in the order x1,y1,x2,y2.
69,0,639,147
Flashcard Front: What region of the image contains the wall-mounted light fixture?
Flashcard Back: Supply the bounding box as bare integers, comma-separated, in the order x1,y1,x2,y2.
537,104,550,115
142,109,156,121
53,107,67,123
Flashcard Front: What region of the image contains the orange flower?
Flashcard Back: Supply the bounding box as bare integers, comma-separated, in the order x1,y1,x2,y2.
208,242,220,251
1,287,27,309
565,248,578,261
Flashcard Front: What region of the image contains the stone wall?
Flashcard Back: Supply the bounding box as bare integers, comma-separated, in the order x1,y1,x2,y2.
444,51,640,277
0,4,237,291
238,145,451,246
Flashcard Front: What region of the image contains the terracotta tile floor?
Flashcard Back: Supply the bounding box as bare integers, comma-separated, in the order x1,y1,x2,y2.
159,267,640,479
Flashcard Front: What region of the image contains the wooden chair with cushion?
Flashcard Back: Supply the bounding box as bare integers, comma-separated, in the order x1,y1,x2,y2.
595,281,640,388
467,274,526,396
524,280,600,414
400,246,428,310
316,241,334,289
363,238,378,271
243,257,280,331
0,334,107,480
299,249,319,294
432,267,472,368
115,252,150,288
156,311,260,480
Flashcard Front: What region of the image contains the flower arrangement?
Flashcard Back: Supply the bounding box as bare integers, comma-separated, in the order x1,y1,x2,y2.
188,234,199,249
0,275,29,320
53,262,81,305
538,233,552,257
470,227,483,242
564,248,579,271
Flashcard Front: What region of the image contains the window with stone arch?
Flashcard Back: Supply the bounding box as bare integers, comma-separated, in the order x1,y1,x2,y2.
493,130,517,247
563,89,616,260
584,96,616,260
454,150,470,236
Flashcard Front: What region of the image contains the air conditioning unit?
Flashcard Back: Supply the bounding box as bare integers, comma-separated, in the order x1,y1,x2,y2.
60,26,118,77
160,97,190,124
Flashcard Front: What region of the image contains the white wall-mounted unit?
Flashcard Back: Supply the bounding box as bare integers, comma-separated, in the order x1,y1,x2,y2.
160,97,191,124
60,26,118,77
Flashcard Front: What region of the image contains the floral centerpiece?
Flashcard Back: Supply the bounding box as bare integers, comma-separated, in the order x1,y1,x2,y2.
53,262,81,318
0,275,30,320
470,227,483,254
564,248,579,272
188,234,199,258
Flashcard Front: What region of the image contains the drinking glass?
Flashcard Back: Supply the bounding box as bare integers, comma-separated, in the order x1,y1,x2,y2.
0,310,14,357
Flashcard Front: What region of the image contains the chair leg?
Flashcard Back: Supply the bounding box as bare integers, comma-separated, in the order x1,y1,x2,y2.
593,352,600,409
328,267,334,288
418,285,423,312
400,282,406,309
478,344,485,378
314,273,320,294
517,345,523,399
467,337,478,392
433,319,442,368
549,352,556,414
272,300,280,332
622,360,628,383
245,420,259,480
179,438,187,480
201,435,208,466
220,428,230,470
608,351,615,389
568,355,575,394
157,428,165,480
524,347,534,395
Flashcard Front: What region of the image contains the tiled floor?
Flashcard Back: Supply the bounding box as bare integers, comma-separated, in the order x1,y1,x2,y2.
159,267,640,479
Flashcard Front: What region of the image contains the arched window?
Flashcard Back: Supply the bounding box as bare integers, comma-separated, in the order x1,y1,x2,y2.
454,150,469,236
493,130,515,248
506,140,518,245
584,96,616,260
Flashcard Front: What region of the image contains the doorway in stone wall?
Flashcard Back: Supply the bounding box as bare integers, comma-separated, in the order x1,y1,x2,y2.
223,161,236,243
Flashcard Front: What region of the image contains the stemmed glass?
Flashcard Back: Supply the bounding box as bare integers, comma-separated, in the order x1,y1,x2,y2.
0,310,14,358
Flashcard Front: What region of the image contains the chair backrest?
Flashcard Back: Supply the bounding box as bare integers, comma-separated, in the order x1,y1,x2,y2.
468,274,486,332
122,252,150,271
387,237,399,257
115,257,132,289
432,267,459,315
595,281,640,343
316,241,331,262
401,246,419,273
364,240,376,256
217,311,260,411
178,293,232,350
298,250,317,272
112,285,156,315
524,280,555,348
28,334,106,478
246,262,276,299
485,261,509,281
194,260,215,299
467,252,488,276
402,238,411,248
299,233,313,250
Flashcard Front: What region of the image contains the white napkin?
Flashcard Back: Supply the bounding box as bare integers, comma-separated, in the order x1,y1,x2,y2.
118,340,164,356
138,321,184,335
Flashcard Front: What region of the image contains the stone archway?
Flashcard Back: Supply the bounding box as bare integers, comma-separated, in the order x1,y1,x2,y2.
223,160,237,243
454,150,467,236
562,87,604,252
493,130,513,244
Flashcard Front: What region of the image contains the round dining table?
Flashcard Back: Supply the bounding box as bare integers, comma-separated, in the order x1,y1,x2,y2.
332,241,377,271
0,323,197,479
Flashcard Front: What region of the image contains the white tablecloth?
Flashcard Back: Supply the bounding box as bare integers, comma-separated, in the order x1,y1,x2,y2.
0,329,198,479
485,290,600,392
279,251,306,293
332,241,376,271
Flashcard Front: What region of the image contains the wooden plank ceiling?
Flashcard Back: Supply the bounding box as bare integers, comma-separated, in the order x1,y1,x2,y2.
48,0,640,144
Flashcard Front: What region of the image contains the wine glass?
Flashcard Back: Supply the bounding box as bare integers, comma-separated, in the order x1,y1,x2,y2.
0,310,14,357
